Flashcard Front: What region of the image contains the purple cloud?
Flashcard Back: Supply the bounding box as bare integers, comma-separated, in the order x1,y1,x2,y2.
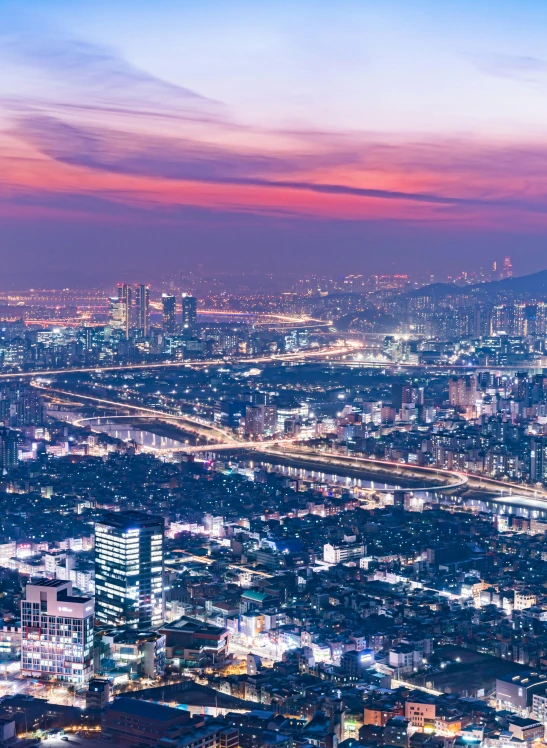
13,114,547,215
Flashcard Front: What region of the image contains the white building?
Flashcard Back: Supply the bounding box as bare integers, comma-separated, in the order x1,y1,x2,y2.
323,542,365,564
514,591,537,611
21,579,94,685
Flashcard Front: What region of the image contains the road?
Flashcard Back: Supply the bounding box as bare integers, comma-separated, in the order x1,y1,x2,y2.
36,384,301,455
0,343,361,380
34,383,234,443
258,445,547,501
331,358,545,373
36,382,547,501
257,446,469,492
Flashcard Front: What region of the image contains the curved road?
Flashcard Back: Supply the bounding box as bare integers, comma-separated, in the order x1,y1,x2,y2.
256,445,547,501
35,381,547,501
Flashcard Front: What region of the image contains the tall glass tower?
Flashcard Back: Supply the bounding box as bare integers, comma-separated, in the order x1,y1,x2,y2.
162,294,176,333
181,293,197,331
95,511,165,630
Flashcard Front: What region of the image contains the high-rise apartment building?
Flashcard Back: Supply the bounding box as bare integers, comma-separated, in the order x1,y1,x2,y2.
162,294,177,334
502,255,514,279
537,303,547,336
118,284,132,338
530,437,547,484
0,427,19,473
21,579,94,685
134,285,150,338
392,383,414,410
448,375,478,408
511,303,527,337
491,305,508,335
181,293,197,331
95,511,165,630
244,404,264,439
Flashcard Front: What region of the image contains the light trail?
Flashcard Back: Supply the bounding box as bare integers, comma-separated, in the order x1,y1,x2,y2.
36,386,299,453
197,309,329,326
33,384,232,442
252,446,469,493
36,381,546,501
0,343,361,380
256,445,547,501
333,358,545,372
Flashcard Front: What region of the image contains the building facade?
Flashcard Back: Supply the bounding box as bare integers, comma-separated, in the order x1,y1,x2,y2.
95,511,165,629
21,580,94,685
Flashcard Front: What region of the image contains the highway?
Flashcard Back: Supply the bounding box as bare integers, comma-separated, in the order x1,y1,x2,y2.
32,362,547,501
34,383,234,443
256,445,547,501
332,357,546,373
35,382,547,501
255,446,469,493
0,343,361,380
35,385,302,455
3,345,544,382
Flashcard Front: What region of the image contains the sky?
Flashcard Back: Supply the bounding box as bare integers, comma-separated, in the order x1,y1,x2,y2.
2,0,547,285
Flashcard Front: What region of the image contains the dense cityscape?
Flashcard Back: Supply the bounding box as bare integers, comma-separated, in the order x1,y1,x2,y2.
5,0,547,745
2,261,547,747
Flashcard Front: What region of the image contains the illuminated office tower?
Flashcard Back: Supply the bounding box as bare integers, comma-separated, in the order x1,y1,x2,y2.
162,294,176,333
181,293,197,330
108,297,126,333
109,284,132,338
95,511,165,630
21,580,94,685
134,284,150,337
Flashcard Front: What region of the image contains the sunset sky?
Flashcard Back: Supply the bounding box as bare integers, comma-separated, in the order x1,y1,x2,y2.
2,0,547,284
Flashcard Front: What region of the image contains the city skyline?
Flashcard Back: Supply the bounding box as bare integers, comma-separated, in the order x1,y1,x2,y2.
2,0,547,283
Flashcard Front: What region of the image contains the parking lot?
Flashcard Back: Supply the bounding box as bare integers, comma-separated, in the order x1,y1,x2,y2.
40,736,105,747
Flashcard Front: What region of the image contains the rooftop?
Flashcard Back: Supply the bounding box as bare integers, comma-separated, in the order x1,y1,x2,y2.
108,698,190,723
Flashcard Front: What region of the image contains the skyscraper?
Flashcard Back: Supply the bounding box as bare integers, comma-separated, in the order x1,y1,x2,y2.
95,511,165,629
0,427,19,473
108,297,127,333
502,256,513,279
134,284,150,338
162,294,176,334
110,284,132,338
181,293,197,331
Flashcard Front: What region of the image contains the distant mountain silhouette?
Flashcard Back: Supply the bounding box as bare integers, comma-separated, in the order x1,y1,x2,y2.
407,282,464,298
408,269,547,299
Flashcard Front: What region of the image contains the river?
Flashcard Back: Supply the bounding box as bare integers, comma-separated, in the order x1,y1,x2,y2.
80,417,547,519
